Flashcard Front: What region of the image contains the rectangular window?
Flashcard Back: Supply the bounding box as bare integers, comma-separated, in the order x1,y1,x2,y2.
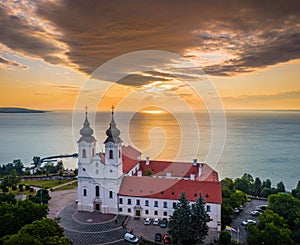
154,210,158,216
128,199,131,205
109,191,113,198
163,201,168,208
119,198,123,204
136,199,140,205
145,210,149,215
145,200,149,206
119,207,122,212
96,169,99,175
173,202,177,208
207,205,211,212
83,189,87,196
163,211,168,216
128,208,131,213
154,201,158,207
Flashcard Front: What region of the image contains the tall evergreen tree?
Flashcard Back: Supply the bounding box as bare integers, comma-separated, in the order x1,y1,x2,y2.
190,194,209,244
168,192,192,244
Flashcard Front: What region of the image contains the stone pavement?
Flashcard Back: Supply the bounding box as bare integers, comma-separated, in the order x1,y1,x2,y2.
58,203,129,245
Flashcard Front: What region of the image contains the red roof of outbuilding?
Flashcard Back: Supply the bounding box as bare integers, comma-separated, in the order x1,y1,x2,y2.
119,176,222,204
122,145,141,173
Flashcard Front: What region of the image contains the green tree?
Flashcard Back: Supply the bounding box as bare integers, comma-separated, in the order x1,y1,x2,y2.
0,200,48,237
2,218,71,245
268,193,300,227
145,168,153,176
262,178,272,189
234,173,254,194
292,180,300,199
219,230,231,245
0,193,16,205
168,192,192,244
229,190,247,208
276,181,285,193
33,156,41,168
253,177,262,196
29,189,51,204
190,194,209,243
73,168,78,176
221,177,234,191
248,210,293,245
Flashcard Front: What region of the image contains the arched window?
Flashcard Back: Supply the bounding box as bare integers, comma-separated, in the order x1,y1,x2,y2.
96,162,98,168
109,150,113,159
92,148,95,157
83,189,87,196
82,149,86,158
119,149,121,158
95,186,100,197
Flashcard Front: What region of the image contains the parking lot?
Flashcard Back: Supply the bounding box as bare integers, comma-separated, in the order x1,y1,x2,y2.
230,198,268,244
126,217,219,244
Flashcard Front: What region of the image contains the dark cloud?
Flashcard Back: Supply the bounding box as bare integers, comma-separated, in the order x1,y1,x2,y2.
1,0,299,76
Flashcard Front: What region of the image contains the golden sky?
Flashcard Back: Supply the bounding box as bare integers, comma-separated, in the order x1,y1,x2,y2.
0,0,299,111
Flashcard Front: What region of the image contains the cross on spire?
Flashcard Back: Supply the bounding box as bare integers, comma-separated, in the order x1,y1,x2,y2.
111,105,115,114
85,105,88,115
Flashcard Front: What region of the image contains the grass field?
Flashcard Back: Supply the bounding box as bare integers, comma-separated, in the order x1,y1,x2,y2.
20,179,75,189
52,181,78,191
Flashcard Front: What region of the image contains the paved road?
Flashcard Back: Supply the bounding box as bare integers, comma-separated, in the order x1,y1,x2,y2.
230,199,268,245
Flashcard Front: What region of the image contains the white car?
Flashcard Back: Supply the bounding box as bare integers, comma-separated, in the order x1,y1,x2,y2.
144,217,152,225
124,233,139,243
153,218,160,225
242,219,256,226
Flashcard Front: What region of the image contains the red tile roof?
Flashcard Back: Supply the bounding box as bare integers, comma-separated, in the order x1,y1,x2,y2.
139,160,219,182
119,176,222,204
122,145,141,174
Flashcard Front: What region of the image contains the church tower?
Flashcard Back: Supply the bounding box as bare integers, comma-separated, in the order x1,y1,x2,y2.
104,106,123,178
77,108,98,212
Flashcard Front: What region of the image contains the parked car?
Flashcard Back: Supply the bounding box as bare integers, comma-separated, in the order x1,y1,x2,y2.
153,218,160,225
124,233,139,243
242,219,256,226
160,218,168,228
163,234,171,244
144,217,152,225
155,233,162,242
255,207,264,213
251,210,261,216
234,207,240,214
239,205,244,211
258,205,267,210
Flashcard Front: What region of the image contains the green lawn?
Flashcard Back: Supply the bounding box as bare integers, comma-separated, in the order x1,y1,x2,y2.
52,181,78,191
20,179,75,189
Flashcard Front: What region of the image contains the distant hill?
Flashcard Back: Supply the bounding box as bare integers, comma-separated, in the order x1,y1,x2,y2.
0,107,47,113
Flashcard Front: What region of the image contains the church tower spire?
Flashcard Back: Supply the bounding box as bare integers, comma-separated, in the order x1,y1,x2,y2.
104,105,122,144
78,106,96,163
104,106,123,173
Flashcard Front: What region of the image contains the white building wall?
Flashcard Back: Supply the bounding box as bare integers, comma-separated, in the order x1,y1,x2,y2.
118,195,221,229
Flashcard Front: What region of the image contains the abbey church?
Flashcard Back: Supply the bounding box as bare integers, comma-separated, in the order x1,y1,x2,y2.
77,108,222,231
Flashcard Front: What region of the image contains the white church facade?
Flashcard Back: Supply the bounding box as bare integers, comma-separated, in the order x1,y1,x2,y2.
77,109,222,231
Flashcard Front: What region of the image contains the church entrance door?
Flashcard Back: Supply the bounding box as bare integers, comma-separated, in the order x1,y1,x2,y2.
95,203,100,210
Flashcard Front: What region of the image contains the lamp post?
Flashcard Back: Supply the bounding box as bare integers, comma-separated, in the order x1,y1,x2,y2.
40,185,43,205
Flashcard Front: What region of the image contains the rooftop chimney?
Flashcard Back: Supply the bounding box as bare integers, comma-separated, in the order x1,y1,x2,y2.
193,159,197,166
146,157,150,165
198,163,203,177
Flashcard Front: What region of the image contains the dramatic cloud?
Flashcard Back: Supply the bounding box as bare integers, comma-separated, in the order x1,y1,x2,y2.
1,0,299,76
